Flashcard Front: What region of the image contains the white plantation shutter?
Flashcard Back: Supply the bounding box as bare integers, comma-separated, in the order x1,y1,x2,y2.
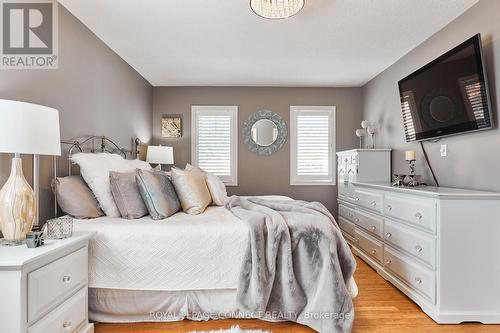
192,106,238,185
290,106,335,185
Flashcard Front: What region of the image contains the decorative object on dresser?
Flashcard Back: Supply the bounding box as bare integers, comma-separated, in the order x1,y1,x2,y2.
0,99,61,245
355,129,365,149
43,216,74,239
0,233,95,333
161,115,182,138
338,148,500,323
404,150,419,187
242,110,287,156
146,145,174,171
250,0,304,20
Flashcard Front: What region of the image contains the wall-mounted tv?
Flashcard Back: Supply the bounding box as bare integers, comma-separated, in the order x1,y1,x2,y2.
398,34,493,142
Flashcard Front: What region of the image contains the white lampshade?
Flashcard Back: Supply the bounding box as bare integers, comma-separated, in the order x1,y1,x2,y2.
0,99,61,156
147,145,174,165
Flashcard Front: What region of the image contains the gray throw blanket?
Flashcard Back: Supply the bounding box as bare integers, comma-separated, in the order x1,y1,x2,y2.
226,196,356,333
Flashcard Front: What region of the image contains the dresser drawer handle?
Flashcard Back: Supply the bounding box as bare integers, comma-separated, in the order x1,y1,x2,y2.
354,238,359,243
385,259,392,266
414,277,422,285
354,218,359,223
415,245,423,253
354,197,360,201
62,321,72,329
386,232,392,238
371,249,377,255
371,226,377,231
386,205,392,212
62,275,72,283
415,213,423,220
370,201,377,206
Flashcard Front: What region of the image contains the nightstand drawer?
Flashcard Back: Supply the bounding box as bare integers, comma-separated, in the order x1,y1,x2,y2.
28,287,87,333
28,246,88,322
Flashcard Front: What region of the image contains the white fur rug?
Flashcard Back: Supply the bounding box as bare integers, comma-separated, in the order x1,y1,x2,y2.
189,325,272,333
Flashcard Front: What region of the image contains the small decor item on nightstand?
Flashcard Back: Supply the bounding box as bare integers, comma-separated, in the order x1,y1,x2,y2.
43,215,73,239
25,231,44,248
355,129,366,148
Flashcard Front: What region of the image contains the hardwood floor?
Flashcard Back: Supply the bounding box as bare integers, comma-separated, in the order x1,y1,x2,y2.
95,256,498,333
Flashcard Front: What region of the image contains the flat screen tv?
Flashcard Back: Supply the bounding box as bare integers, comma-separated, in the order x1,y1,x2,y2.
398,34,493,142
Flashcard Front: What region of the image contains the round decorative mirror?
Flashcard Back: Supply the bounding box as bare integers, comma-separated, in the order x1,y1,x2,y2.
251,119,278,146
243,110,287,156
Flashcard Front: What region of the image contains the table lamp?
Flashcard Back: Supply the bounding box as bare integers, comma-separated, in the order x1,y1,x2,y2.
0,99,61,245
146,145,174,171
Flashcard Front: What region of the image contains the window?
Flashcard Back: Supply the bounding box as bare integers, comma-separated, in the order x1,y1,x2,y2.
191,105,238,185
290,106,335,185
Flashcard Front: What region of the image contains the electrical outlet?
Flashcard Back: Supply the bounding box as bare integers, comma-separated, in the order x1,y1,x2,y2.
440,144,448,157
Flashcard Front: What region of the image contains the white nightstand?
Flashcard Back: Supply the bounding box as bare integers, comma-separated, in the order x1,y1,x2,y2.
0,232,95,333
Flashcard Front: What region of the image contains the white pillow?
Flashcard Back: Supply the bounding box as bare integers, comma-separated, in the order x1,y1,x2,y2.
71,153,152,217
185,163,228,206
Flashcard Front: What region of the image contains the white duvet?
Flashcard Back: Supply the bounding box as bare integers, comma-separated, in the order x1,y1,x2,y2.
74,206,249,291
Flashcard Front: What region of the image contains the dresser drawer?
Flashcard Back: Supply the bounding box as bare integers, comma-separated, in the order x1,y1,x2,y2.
352,208,383,238
339,216,356,238
354,228,383,263
384,246,435,303
384,194,436,234
354,189,383,213
28,246,88,322
339,204,354,220
28,287,87,333
384,219,436,268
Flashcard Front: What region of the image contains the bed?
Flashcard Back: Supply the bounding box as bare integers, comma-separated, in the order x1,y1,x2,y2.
55,136,357,332
74,196,290,323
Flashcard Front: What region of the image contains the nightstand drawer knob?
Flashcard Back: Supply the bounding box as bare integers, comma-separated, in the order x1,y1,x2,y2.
414,277,422,285
371,226,377,231
386,205,392,212
62,275,72,283
371,249,377,255
62,321,72,329
386,232,392,238
386,259,392,265
415,213,423,220
415,245,423,253
370,201,377,206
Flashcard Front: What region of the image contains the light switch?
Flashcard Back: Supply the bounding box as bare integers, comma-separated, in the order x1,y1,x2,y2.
440,144,448,157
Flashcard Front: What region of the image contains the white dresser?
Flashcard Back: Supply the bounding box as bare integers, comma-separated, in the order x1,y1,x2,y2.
337,149,500,324
0,232,95,333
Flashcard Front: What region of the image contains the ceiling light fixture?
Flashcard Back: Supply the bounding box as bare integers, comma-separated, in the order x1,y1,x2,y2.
250,0,304,20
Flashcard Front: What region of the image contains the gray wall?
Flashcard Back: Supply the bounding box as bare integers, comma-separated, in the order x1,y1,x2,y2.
362,0,499,190
153,87,363,214
0,6,153,223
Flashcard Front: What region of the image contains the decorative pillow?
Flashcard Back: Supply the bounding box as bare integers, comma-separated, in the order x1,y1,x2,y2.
185,164,228,206
109,171,148,219
71,153,152,217
135,169,181,220
52,176,104,219
171,167,212,214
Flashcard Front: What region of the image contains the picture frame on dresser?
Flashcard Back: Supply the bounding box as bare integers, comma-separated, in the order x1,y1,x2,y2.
0,232,95,333
337,148,500,324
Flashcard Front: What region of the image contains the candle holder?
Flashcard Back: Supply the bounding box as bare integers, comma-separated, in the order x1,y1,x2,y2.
406,160,418,187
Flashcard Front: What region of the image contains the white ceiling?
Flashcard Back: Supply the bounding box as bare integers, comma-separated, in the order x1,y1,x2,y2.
60,0,478,87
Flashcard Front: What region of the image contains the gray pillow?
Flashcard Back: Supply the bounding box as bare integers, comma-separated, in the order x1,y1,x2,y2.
52,176,104,219
109,171,148,219
135,169,181,220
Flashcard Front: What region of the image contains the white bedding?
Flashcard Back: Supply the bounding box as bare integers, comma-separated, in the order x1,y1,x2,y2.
74,196,291,291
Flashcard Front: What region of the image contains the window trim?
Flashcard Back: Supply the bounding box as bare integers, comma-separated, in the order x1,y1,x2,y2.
191,105,238,186
290,105,336,186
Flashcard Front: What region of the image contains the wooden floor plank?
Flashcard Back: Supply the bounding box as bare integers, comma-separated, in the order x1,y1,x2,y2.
95,256,499,332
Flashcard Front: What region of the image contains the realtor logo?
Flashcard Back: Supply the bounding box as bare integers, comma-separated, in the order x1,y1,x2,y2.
1,0,58,69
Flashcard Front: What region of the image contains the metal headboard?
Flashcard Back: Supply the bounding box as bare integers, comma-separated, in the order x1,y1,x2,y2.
54,135,141,217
